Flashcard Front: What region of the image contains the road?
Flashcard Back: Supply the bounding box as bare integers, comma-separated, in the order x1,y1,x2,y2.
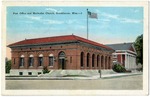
6,75,142,90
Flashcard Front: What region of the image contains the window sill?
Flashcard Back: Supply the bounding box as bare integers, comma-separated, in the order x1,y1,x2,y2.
29,66,33,68
19,66,24,68
38,66,43,68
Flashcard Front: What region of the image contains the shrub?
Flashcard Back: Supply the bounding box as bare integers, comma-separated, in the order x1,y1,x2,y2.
42,66,50,74
6,60,11,74
112,64,126,73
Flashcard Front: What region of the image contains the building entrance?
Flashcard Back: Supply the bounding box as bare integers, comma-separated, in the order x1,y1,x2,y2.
58,51,66,69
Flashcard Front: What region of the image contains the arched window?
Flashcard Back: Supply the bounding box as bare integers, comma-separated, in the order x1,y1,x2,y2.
49,54,54,66
14,58,15,64
101,56,103,68
38,54,43,66
92,54,95,67
105,56,107,69
80,52,84,67
59,51,65,59
108,57,111,69
20,55,24,66
87,53,90,67
29,54,34,67
97,55,99,67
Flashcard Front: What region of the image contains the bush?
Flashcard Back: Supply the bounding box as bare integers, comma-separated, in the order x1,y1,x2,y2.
6,60,11,74
42,66,50,74
112,64,126,73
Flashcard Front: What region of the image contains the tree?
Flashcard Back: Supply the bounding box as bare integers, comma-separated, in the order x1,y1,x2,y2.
6,60,11,73
134,34,143,65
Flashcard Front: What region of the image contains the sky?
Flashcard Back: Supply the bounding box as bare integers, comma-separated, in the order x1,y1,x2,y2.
6,6,143,59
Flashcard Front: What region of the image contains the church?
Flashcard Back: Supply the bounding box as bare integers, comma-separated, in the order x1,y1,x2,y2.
8,35,114,75
107,43,137,70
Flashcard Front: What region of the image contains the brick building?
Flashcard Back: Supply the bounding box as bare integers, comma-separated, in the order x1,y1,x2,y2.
107,43,137,70
8,35,114,75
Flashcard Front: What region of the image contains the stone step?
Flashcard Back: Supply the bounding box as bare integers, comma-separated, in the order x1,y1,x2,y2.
39,70,117,77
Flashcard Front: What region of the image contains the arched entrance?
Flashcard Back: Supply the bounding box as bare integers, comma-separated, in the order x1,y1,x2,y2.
58,51,66,69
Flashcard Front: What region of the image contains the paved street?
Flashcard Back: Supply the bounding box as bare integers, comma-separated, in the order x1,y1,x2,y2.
6,74,142,90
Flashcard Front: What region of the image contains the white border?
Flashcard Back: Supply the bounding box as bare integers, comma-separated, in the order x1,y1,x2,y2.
1,1,149,96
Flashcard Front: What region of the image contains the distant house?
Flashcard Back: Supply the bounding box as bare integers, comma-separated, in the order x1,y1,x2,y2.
106,43,137,70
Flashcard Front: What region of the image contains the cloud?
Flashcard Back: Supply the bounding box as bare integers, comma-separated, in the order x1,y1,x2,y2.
100,19,110,22
101,12,119,19
121,18,142,23
66,20,79,24
101,12,142,24
45,8,63,13
26,15,41,21
21,21,33,24
25,15,64,24
43,19,64,24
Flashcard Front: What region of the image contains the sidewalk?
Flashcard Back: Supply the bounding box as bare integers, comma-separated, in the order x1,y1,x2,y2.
6,72,142,80
60,72,143,80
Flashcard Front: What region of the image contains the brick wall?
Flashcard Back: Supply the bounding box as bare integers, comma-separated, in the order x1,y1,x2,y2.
10,43,113,70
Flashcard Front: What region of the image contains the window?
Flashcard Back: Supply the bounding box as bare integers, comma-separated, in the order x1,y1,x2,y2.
20,55,24,66
113,54,117,58
20,58,24,66
29,57,34,66
19,72,23,75
105,56,107,68
28,72,32,75
101,56,103,68
14,58,15,64
29,55,34,67
49,56,54,66
39,54,43,66
87,53,90,67
97,55,99,67
39,57,43,66
70,57,72,63
38,72,41,75
92,54,95,67
80,52,84,67
49,54,54,66
108,57,111,69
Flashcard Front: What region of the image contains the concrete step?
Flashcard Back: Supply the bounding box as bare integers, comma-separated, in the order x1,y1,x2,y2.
39,70,117,77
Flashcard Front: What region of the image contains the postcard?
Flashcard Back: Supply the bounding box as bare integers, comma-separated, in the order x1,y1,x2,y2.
1,0,149,96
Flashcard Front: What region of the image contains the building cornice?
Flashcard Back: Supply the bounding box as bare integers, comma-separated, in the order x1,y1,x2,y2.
115,50,137,55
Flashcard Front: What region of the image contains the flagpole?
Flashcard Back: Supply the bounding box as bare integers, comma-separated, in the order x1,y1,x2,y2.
87,9,89,40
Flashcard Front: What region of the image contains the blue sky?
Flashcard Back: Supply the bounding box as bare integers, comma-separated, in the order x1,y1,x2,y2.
6,6,143,58
6,6,143,59
7,6,143,44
